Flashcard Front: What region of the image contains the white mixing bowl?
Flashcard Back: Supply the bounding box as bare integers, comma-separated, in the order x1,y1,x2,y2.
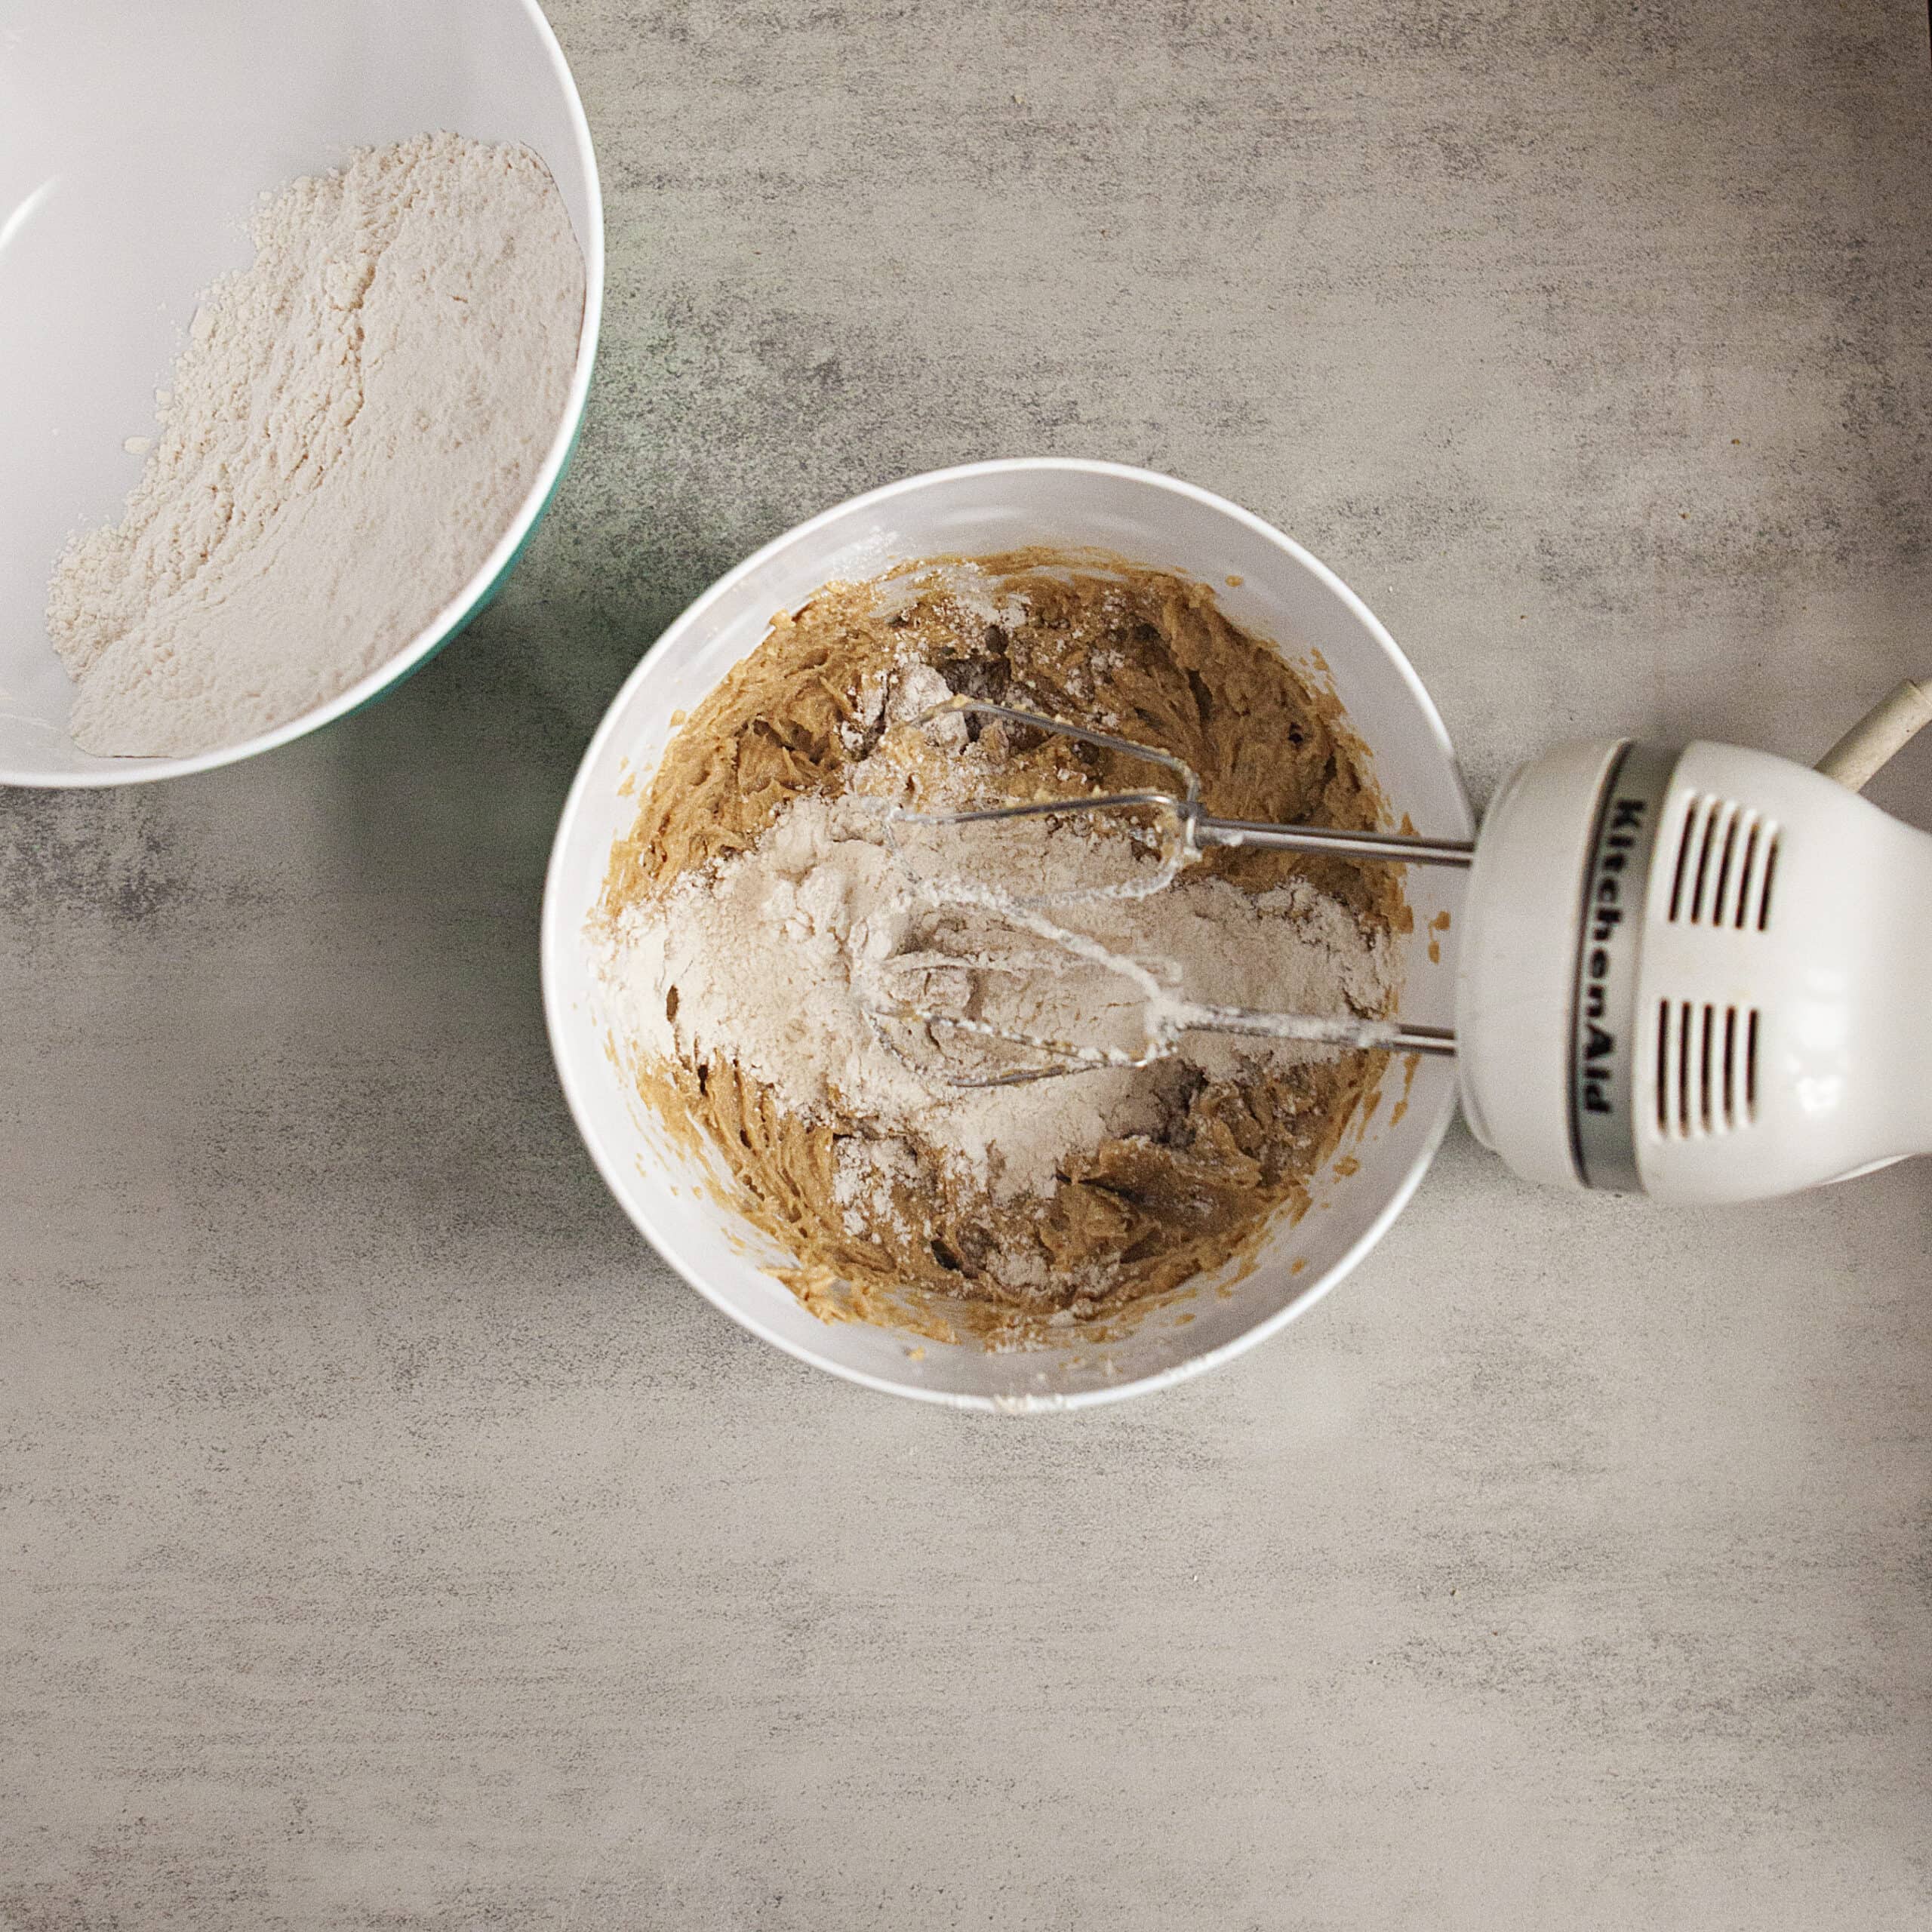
0,0,602,787
544,460,1472,1410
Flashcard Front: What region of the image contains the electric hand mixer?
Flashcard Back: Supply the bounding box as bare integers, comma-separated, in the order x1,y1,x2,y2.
875,679,1932,1206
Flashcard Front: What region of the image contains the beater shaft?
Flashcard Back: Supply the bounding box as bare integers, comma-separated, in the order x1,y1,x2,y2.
1191,818,1473,867
900,699,1474,868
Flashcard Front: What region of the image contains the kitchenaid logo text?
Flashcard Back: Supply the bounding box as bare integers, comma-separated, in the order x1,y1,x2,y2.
1578,793,1647,1115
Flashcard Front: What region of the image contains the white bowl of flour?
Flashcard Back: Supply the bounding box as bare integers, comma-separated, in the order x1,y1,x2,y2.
0,0,601,785
544,461,1474,1411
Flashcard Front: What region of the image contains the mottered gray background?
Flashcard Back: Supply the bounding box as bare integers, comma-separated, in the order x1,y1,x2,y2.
4,2,1930,1925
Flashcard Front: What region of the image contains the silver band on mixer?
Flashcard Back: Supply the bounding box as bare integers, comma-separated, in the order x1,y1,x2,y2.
1568,740,1678,1192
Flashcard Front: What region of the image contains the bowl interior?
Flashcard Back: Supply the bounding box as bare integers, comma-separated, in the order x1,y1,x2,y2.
545,461,1472,1408
0,0,598,786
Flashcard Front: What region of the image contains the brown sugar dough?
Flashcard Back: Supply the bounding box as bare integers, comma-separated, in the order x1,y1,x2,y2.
599,552,1408,1346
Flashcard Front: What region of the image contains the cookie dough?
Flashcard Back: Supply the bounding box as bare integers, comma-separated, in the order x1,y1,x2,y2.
598,552,1409,1345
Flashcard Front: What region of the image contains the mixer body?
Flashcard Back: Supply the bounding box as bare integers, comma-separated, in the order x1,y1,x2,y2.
1457,737,1932,1201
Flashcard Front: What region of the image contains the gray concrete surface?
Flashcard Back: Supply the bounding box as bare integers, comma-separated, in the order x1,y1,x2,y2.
5,2,1930,1925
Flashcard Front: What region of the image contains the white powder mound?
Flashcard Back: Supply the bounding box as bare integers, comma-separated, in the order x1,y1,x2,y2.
45,132,584,758
595,698,1397,1217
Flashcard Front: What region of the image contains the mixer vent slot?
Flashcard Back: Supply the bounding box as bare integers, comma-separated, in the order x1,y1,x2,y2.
1666,796,1779,931
1655,1001,1758,1137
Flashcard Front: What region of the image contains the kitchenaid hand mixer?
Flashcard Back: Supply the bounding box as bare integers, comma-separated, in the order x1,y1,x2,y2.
871,679,1932,1206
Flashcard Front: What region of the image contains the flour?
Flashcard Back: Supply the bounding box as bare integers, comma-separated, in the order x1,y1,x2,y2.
595,668,1397,1225
45,133,583,757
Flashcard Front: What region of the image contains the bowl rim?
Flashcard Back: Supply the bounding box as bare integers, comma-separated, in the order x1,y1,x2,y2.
4,0,606,791
542,457,1473,1410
